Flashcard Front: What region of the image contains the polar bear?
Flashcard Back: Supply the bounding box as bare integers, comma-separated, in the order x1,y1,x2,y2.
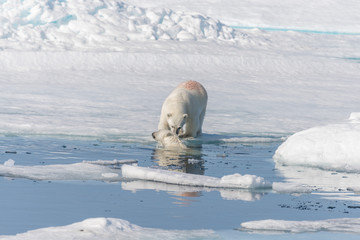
158,80,207,138
152,129,187,149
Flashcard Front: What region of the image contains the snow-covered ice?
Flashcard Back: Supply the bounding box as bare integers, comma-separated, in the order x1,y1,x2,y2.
0,1,359,139
122,164,271,189
240,218,360,234
274,113,360,173
0,217,219,240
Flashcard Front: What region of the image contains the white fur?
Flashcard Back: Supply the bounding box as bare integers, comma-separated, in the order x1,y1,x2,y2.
152,129,187,149
158,80,207,138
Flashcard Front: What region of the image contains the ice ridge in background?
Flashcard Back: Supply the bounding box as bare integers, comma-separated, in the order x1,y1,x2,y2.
0,0,235,50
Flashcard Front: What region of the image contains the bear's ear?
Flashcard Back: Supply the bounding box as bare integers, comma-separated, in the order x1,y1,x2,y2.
167,113,172,118
183,114,188,119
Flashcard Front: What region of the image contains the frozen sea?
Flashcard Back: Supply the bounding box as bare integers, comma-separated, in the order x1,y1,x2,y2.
1,0,360,239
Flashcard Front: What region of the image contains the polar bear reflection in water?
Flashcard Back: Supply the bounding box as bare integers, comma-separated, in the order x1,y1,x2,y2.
151,131,205,201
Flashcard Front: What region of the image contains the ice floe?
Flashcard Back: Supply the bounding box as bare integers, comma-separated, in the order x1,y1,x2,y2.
274,113,360,173
122,165,271,189
0,217,219,240
240,218,360,234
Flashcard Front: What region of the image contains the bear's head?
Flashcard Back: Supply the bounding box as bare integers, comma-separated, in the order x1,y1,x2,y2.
152,129,187,149
167,113,188,135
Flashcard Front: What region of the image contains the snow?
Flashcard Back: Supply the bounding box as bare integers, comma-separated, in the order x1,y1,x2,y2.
0,0,235,51
0,0,359,139
240,218,360,234
274,113,360,173
0,217,218,240
125,0,360,34
122,164,271,189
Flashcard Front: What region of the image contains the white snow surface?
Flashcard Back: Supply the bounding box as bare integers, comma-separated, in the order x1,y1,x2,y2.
0,1,360,139
240,218,360,234
274,113,360,173
122,165,271,189
0,217,218,240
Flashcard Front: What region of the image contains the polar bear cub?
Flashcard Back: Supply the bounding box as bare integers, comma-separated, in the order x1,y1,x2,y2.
152,129,187,149
158,80,207,138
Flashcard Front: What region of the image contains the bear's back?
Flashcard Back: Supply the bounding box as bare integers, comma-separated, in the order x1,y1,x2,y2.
177,80,207,98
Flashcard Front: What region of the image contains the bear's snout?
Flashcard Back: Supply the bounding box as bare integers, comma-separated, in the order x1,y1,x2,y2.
152,132,156,139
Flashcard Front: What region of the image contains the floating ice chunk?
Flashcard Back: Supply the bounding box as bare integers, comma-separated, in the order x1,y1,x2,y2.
220,173,270,189
0,217,218,240
121,165,271,189
4,159,15,167
349,112,360,122
273,120,360,172
240,218,360,234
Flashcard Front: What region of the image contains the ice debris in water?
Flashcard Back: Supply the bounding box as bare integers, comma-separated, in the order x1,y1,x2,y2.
4,159,15,167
